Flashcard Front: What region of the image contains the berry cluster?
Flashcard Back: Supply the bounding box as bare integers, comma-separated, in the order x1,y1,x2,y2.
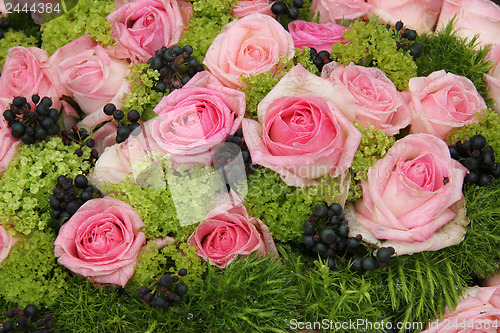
449,134,500,186
213,129,258,179
0,16,10,40
302,203,395,273
137,269,189,311
2,304,55,333
271,0,304,20
61,125,100,165
49,175,98,227
309,48,332,73
388,21,423,60
3,95,60,144
103,103,142,143
147,45,204,94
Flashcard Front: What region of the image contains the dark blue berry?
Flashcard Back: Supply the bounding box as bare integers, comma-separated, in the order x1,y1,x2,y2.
127,110,140,122
23,304,38,318
174,282,188,296
178,268,188,276
313,204,328,218
159,274,174,287
113,109,124,121
103,103,116,116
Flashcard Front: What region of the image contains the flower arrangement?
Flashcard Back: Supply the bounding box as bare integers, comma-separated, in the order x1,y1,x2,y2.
1,0,500,332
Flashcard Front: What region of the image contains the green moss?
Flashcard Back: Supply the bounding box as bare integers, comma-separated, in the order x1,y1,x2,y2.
244,168,340,242
331,20,418,90
0,137,91,235
179,0,239,60
415,20,492,102
105,162,225,241
41,0,115,55
126,241,206,294
0,30,39,68
120,63,163,119
347,123,395,201
0,230,68,307
446,109,500,151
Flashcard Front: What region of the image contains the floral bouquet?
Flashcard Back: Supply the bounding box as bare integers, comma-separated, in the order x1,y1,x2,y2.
1,0,500,332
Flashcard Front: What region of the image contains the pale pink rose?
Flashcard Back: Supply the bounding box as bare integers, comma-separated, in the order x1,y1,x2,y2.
92,122,118,155
243,65,362,187
47,35,131,129
143,71,246,169
437,0,500,46
232,0,273,18
367,0,442,34
322,62,411,136
311,0,373,24
421,286,500,333
409,70,487,139
288,20,347,52
350,134,468,255
0,46,60,111
0,118,20,174
54,196,146,287
187,203,278,268
0,224,17,264
203,13,294,89
485,43,500,113
107,0,192,62
89,132,150,191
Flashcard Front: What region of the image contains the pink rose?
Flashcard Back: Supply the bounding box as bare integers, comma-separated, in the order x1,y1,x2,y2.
89,131,150,191
0,118,20,174
47,35,131,128
485,43,500,113
92,122,118,155
107,0,192,62
203,13,295,89
367,0,442,34
232,0,274,18
0,224,17,264
322,62,411,136
288,20,347,52
349,134,468,255
437,0,500,46
421,286,500,333
0,46,60,111
243,65,362,187
143,71,246,168
408,70,487,140
311,0,373,24
54,196,146,287
187,203,278,268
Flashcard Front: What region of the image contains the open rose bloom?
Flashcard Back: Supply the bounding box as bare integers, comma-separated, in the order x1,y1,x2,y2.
107,0,192,62
288,20,347,52
47,35,131,129
203,13,294,88
409,70,487,140
243,65,362,187
322,62,411,136
54,197,146,287
311,0,373,24
187,202,278,268
143,71,246,169
421,286,500,333
348,134,468,255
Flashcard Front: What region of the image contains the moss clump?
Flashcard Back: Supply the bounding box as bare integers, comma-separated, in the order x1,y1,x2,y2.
179,0,239,60
0,137,91,235
415,20,492,102
120,63,163,119
41,0,115,55
126,241,205,294
331,20,418,90
446,109,500,152
347,123,395,201
0,231,68,307
244,167,340,242
0,30,39,68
